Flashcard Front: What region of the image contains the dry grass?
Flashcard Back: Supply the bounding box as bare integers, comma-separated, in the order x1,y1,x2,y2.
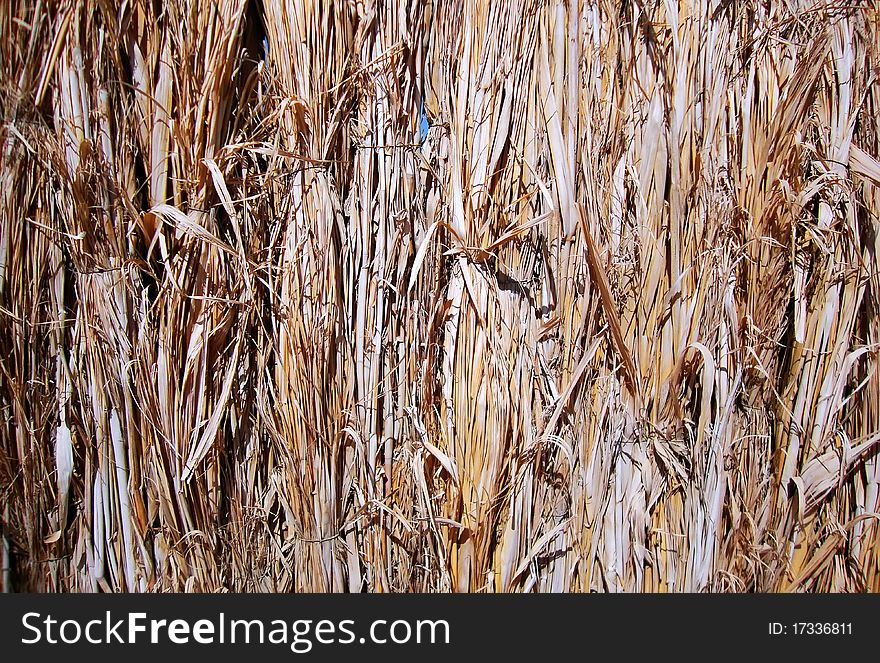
1,0,879,592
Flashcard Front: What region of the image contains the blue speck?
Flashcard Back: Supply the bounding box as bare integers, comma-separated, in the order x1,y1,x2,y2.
419,103,429,144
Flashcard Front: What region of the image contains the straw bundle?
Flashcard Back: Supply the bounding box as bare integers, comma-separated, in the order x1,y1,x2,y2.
1,0,879,592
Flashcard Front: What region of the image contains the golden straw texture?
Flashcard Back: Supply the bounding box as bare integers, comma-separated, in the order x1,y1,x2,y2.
1,0,879,592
